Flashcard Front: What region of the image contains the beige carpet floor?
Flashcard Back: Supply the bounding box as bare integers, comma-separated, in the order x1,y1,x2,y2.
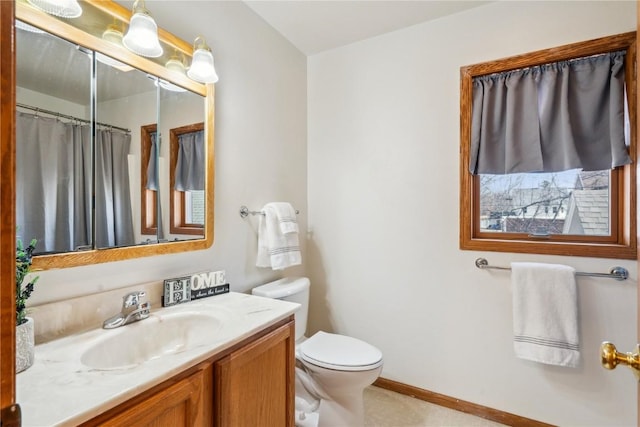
364,386,507,427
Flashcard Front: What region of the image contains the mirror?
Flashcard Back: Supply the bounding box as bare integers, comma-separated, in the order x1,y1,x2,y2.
161,89,206,241
16,26,93,254
94,59,159,249
15,0,214,269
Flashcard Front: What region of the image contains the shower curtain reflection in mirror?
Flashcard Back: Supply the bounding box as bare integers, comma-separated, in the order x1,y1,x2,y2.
146,130,164,241
95,127,135,249
16,112,135,253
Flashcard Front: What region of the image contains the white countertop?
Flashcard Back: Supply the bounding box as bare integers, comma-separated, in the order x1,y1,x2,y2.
17,292,299,427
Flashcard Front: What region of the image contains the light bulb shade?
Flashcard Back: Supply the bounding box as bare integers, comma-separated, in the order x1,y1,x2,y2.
28,0,82,18
96,52,134,72
102,25,124,45
165,57,186,74
158,79,187,93
96,24,133,71
187,48,219,84
159,56,187,92
123,12,163,57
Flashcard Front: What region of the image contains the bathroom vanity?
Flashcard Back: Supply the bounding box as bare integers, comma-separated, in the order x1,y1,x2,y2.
16,293,297,426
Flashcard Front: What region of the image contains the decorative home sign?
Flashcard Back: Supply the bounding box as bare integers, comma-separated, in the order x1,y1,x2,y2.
163,275,191,307
163,270,228,307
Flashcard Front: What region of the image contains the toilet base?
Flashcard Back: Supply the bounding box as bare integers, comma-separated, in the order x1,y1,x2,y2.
294,395,365,427
317,393,365,427
295,408,319,427
294,369,369,427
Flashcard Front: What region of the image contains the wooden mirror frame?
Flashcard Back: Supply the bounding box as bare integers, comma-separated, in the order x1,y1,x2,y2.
16,0,215,270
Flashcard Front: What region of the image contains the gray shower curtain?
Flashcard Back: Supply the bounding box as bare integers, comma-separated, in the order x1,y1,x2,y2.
16,112,134,252
16,112,91,253
95,127,135,248
145,131,164,241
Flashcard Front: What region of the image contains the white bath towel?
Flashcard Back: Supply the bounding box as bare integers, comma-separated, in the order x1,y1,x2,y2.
256,203,301,270
511,262,580,367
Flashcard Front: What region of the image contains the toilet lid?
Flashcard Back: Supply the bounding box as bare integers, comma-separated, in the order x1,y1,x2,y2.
299,331,383,371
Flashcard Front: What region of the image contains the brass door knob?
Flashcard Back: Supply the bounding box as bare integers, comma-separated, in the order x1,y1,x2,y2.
600,342,640,379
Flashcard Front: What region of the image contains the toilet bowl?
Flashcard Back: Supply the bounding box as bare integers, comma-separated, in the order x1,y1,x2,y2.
252,277,383,427
297,331,383,426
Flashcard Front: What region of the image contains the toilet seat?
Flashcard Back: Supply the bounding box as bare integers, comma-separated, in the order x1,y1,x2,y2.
299,331,383,371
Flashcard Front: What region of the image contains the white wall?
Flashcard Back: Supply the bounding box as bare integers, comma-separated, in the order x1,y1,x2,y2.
29,1,308,304
17,87,88,119
307,1,637,426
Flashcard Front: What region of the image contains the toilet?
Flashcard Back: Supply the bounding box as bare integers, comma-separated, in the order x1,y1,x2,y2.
252,277,383,427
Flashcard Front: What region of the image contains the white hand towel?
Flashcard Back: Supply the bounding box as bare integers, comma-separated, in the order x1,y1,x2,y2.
511,262,580,368
256,203,301,270
270,202,299,234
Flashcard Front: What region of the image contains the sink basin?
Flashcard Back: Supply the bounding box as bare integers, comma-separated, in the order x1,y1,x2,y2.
80,311,223,370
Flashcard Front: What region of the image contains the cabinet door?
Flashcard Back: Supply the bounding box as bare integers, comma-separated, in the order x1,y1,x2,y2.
215,321,295,427
88,366,212,427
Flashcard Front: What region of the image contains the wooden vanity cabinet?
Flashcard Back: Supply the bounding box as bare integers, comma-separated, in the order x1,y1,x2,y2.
81,317,294,427
214,319,295,427
80,362,214,427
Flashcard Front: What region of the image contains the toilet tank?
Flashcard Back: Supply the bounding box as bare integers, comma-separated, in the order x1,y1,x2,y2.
252,277,309,341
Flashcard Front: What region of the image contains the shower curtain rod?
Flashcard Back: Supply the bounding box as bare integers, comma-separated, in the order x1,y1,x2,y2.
17,103,131,133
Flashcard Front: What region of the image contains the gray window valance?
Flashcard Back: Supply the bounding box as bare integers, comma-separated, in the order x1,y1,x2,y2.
469,51,631,175
175,130,205,191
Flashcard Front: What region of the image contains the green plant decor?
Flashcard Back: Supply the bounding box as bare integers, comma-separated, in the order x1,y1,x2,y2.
16,238,39,326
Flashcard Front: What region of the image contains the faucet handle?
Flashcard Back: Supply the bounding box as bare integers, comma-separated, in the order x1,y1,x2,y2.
122,291,147,308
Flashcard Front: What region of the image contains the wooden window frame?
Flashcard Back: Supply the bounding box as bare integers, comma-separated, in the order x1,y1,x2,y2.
140,124,158,236
459,32,637,260
170,122,205,236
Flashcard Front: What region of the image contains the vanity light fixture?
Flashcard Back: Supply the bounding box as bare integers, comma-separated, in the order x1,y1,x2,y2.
96,22,134,72
158,52,187,92
122,0,163,58
27,0,82,18
186,36,219,84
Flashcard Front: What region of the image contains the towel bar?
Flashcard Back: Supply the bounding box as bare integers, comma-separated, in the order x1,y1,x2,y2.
239,205,300,218
475,258,629,281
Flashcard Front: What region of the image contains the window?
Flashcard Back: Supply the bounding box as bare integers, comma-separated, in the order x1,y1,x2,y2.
141,122,206,238
480,169,609,235
460,32,637,259
170,122,205,235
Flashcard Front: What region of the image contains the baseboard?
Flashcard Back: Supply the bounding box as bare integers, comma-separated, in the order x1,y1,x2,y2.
373,378,555,427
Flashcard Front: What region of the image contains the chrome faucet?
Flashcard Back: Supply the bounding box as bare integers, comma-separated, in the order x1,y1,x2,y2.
103,291,151,329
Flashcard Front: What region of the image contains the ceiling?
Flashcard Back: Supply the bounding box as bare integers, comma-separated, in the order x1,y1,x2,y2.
242,1,492,55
